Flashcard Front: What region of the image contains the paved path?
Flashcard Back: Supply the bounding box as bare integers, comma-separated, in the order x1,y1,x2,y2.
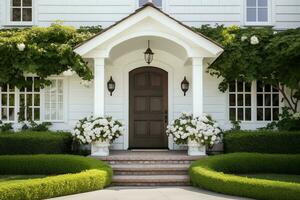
49,186,251,200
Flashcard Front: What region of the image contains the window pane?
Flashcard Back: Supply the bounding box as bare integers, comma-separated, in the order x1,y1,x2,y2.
247,8,256,22
247,0,256,7
229,94,236,106
258,0,268,7
265,108,271,120
12,0,21,6
27,94,32,106
9,85,14,92
2,94,7,106
2,85,7,92
273,108,279,120
22,8,32,21
58,103,63,120
139,0,148,7
245,94,251,106
257,108,263,121
34,77,40,92
58,95,63,103
229,82,235,92
23,0,32,6
257,94,263,106
34,108,40,121
19,107,25,121
229,108,236,121
245,108,251,121
20,94,25,106
237,82,243,92
58,80,63,93
238,108,244,121
153,0,162,7
265,84,271,92
11,8,21,21
27,77,33,92
9,108,14,121
272,86,278,92
2,108,7,121
258,8,268,22
27,108,33,120
257,81,263,92
9,94,14,106
245,82,251,92
273,94,279,106
238,94,243,106
34,94,40,106
265,94,271,106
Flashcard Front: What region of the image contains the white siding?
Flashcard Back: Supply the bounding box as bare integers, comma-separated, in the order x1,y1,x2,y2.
275,0,300,29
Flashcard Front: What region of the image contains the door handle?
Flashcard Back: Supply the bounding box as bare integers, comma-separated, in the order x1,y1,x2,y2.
164,111,168,123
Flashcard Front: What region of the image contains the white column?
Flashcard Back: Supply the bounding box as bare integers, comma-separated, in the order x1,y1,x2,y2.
94,57,105,117
192,57,204,117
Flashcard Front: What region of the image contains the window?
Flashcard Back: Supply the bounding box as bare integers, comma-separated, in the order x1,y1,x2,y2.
0,85,16,121
10,0,32,22
246,0,269,24
44,79,64,121
139,0,162,9
256,81,279,121
19,77,41,121
229,81,252,121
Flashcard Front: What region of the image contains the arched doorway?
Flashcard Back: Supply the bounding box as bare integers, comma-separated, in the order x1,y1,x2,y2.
129,67,168,149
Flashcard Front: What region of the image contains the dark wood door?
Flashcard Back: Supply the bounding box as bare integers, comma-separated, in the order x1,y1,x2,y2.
129,67,168,149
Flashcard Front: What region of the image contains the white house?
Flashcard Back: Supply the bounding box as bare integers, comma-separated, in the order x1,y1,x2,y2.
0,0,299,150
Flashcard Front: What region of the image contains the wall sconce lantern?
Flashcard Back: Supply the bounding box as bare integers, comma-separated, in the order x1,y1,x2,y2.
107,76,115,96
181,76,189,96
144,40,154,65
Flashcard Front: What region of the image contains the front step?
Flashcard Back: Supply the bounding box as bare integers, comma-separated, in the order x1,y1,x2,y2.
112,175,190,186
113,164,189,175
93,150,204,186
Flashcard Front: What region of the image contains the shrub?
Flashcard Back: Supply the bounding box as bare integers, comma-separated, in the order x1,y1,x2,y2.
189,153,300,200
224,130,300,154
0,155,112,200
0,131,72,155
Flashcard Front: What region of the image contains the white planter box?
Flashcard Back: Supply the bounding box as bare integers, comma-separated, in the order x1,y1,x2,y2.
188,139,206,156
91,140,110,156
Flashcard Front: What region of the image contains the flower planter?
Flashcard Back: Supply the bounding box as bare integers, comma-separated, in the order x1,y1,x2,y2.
91,139,110,156
188,138,206,156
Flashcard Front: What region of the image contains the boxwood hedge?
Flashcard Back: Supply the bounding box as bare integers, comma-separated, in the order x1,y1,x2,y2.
0,131,72,155
0,155,112,200
224,131,300,154
189,153,300,200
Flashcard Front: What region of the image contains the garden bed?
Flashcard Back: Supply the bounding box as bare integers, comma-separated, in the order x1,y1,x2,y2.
0,155,112,200
189,153,300,200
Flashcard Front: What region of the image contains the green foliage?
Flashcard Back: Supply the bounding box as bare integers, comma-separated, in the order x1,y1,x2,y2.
0,24,100,88
0,131,72,155
21,121,52,132
196,25,300,112
189,153,300,200
223,130,300,154
230,120,241,131
0,155,112,200
0,121,13,132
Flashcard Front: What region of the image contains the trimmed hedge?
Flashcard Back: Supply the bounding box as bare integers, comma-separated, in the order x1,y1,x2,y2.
189,153,300,200
0,131,72,155
0,155,112,200
224,131,300,154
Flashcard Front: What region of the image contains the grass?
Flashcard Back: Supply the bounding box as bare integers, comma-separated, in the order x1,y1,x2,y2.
239,174,300,183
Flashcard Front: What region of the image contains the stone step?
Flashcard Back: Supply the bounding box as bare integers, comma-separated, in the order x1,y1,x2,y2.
112,175,190,186
112,164,189,175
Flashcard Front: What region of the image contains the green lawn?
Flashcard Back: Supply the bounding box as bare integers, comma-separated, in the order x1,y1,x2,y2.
240,174,300,183
0,175,46,185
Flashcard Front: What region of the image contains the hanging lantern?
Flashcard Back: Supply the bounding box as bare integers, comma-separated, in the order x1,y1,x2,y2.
181,76,189,96
144,40,154,65
107,76,115,96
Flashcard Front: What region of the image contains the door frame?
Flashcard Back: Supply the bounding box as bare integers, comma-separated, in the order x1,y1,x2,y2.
122,60,174,150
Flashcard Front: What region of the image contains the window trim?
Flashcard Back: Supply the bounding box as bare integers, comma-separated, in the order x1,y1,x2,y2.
5,0,35,26
244,0,273,26
227,81,283,123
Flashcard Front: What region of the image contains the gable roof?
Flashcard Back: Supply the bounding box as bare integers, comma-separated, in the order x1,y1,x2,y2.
74,2,223,57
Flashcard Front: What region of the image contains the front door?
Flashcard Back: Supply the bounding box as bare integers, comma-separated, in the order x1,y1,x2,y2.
129,67,168,149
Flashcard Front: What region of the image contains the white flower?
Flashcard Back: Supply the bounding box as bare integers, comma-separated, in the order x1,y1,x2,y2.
241,36,248,42
17,43,26,51
80,80,93,88
250,36,259,45
293,112,300,119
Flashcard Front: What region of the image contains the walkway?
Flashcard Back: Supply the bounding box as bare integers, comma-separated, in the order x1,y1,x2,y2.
49,186,251,200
